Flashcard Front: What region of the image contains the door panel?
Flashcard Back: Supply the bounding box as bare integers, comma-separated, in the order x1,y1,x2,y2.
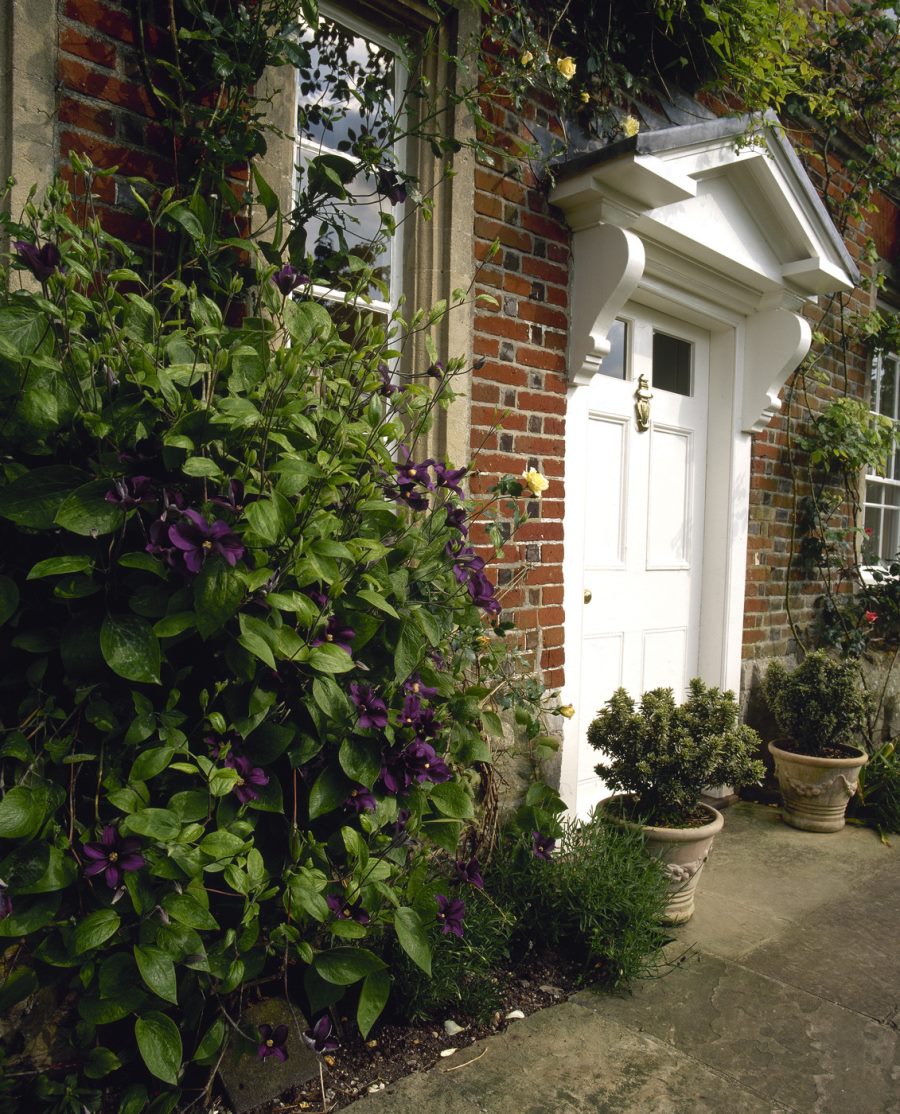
576,304,709,815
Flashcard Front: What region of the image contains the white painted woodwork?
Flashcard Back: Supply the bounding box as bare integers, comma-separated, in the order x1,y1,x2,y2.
552,119,858,819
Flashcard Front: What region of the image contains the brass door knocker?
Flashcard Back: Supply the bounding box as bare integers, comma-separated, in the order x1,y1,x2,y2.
635,374,653,431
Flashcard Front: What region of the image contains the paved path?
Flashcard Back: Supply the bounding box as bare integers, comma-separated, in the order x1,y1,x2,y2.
351,802,899,1113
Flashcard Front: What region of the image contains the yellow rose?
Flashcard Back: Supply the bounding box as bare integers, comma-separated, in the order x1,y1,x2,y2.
521,469,550,496
556,56,577,81
520,49,534,66
558,704,575,719
622,115,640,138
579,90,591,104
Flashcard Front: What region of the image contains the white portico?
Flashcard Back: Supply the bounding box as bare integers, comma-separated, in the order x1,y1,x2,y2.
550,118,858,818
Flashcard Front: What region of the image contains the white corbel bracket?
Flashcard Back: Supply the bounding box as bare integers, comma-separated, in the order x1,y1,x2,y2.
741,308,811,433
568,223,645,386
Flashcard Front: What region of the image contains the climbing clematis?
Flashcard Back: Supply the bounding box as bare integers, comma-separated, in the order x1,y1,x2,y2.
82,826,146,888
435,894,466,938
257,1024,289,1062
168,509,246,573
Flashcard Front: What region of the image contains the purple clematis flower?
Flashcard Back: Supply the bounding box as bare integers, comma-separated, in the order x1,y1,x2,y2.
326,894,370,925
403,674,438,700
169,509,246,574
257,1023,289,1062
454,856,484,890
399,694,423,729
433,462,466,497
225,753,269,804
349,683,388,729
377,362,399,397
391,808,411,836
82,825,146,888
14,239,62,281
532,831,556,860
467,570,502,615
0,883,13,920
306,587,330,611
426,360,445,381
312,616,355,654
414,706,442,740
388,484,429,512
376,167,407,206
211,479,253,514
435,894,466,938
404,740,451,786
271,264,309,296
344,784,377,813
145,518,180,568
397,446,435,491
444,503,469,537
380,749,411,795
105,475,156,508
302,1015,339,1054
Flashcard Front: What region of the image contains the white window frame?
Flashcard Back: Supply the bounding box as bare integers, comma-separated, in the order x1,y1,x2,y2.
294,3,407,318
864,347,900,565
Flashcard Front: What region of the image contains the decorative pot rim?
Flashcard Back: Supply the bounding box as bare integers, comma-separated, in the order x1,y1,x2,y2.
598,794,724,842
768,741,868,769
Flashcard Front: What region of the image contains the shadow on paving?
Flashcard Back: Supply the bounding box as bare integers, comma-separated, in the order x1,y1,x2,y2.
350,802,899,1114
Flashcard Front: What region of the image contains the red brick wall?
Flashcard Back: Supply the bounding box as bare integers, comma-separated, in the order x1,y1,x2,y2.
742,143,879,662
57,0,170,244
468,96,571,692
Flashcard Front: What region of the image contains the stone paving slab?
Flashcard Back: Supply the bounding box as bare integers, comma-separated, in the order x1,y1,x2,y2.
578,953,900,1114
355,1000,791,1114
737,868,900,1023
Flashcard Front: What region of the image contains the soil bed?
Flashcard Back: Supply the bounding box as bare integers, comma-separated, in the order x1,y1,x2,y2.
252,951,583,1113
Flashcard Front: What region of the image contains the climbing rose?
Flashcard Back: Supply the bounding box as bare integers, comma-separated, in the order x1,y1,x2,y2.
557,704,576,719
555,56,576,80
435,894,466,938
257,1024,289,1062
622,115,641,138
82,826,146,888
865,611,878,624
521,468,550,496
519,49,534,66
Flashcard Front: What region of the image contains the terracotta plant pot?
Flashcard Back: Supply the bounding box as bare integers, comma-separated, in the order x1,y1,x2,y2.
600,795,724,924
768,742,868,833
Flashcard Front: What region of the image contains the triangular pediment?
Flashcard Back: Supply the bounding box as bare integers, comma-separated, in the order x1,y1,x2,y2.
551,117,857,304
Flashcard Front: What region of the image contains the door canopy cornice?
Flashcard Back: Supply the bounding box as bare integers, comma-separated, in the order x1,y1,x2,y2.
550,117,857,431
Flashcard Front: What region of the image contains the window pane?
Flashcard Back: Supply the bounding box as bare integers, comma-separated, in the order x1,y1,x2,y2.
600,319,628,379
297,19,396,153
880,355,897,420
652,331,693,396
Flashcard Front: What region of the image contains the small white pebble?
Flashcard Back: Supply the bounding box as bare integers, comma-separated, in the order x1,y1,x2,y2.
367,1082,385,1093
444,1019,465,1036
505,1009,525,1020
440,1048,458,1058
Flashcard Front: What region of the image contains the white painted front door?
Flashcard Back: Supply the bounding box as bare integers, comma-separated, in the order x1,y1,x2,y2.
575,303,709,815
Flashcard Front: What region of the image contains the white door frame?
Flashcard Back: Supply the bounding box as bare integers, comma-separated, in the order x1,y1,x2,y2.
550,122,857,815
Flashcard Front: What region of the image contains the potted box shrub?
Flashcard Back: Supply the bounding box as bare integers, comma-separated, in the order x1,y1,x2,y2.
587,680,764,923
764,650,871,832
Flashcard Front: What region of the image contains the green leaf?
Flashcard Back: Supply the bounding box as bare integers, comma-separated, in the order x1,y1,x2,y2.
339,736,381,788
237,614,276,669
15,845,76,893
0,302,52,358
121,808,181,841
0,786,47,839
74,909,121,955
164,203,204,242
0,967,38,1014
193,1018,226,1063
0,894,60,937
83,1045,122,1079
308,643,355,674
194,559,244,637
393,907,431,975
130,747,175,783
182,456,222,478
283,299,333,347
55,480,125,536
199,830,244,859
0,466,89,529
357,968,391,1038
308,767,349,819
101,615,161,684
0,575,19,625
119,1085,150,1114
153,613,195,638
428,781,474,820
27,555,93,580
135,1012,183,1085
252,165,280,218
247,776,283,813
134,945,178,1005
162,892,218,930
480,710,504,737
244,493,294,545
356,589,400,619
314,946,386,986
394,624,425,683
119,552,168,580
